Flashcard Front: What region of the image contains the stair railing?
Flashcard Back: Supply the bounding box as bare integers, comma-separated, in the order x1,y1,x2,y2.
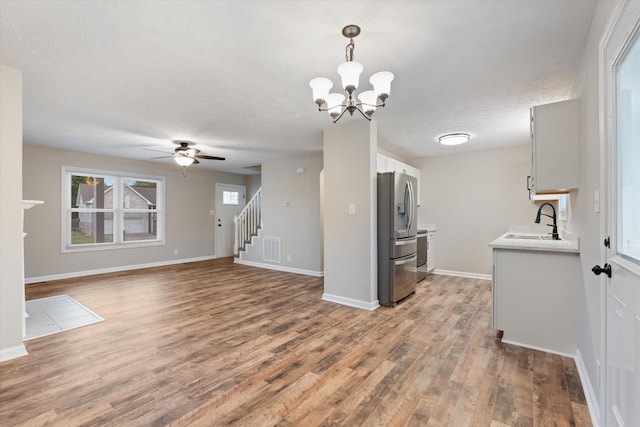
234,187,262,256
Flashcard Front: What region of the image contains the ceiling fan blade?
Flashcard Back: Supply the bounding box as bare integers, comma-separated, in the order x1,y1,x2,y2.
150,155,174,159
144,148,173,154
196,155,226,161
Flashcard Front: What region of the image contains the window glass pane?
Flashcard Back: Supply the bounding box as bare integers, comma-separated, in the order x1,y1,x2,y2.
223,191,239,205
71,175,114,209
616,34,640,263
70,212,113,244
123,212,157,241
123,179,158,210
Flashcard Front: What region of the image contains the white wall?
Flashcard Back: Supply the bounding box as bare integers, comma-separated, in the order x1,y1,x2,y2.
416,144,539,276
572,0,616,416
242,152,322,273
22,144,247,281
323,120,378,309
0,64,27,361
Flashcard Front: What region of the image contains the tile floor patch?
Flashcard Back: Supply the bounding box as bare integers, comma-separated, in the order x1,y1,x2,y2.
25,295,104,340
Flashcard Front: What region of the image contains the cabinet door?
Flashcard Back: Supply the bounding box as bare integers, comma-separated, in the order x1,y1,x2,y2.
530,99,579,193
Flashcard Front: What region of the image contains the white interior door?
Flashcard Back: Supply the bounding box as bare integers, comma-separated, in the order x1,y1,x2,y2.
215,184,245,258
601,2,640,426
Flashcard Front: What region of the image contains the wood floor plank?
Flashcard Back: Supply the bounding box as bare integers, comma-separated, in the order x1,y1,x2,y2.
0,258,591,426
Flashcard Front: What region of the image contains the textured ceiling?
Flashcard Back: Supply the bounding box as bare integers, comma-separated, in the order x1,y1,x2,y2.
0,0,596,174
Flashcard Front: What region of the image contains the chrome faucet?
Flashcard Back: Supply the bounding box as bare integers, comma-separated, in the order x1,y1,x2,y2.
535,202,560,240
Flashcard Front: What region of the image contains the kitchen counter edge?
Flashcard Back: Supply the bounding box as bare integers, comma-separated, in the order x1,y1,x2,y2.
489,231,580,254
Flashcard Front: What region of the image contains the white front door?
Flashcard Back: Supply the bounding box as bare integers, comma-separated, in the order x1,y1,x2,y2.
215,184,245,258
601,2,640,426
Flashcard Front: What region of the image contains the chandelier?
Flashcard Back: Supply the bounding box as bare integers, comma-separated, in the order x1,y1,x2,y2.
309,25,394,123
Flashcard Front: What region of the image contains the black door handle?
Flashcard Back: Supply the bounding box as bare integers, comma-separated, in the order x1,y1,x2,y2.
592,263,612,278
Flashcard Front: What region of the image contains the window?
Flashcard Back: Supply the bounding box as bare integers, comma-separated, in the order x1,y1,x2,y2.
223,190,239,205
62,167,164,252
616,33,640,263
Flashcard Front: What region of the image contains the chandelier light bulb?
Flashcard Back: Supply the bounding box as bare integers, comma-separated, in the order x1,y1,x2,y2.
337,61,363,93
326,93,346,118
370,71,394,101
357,90,378,115
309,77,333,106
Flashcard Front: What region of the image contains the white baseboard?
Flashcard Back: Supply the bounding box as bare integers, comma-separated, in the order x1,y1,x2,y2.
575,349,600,427
0,344,28,362
321,293,380,311
500,337,576,359
234,259,324,277
25,255,218,284
433,269,492,281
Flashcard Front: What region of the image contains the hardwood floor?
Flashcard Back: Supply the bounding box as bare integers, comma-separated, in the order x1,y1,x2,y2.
0,258,591,426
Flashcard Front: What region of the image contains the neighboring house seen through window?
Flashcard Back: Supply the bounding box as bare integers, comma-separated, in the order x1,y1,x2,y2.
63,167,164,251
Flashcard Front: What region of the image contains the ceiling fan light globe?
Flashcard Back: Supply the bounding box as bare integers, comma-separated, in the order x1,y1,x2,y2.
175,156,195,167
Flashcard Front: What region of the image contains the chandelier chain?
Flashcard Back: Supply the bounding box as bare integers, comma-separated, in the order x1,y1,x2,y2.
345,39,355,62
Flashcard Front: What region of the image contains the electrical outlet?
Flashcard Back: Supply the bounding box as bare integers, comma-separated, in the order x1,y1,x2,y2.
287,254,291,262
174,249,179,255
595,358,601,387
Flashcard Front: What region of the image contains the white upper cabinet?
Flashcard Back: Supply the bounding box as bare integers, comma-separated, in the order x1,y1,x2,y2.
529,99,579,194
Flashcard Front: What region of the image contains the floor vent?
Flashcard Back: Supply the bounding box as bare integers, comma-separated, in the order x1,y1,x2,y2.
263,237,281,263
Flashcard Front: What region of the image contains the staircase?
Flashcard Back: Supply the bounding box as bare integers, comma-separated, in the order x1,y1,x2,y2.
234,187,262,257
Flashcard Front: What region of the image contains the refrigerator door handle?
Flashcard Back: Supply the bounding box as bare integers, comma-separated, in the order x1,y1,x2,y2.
395,238,417,246
407,180,415,233
395,255,417,266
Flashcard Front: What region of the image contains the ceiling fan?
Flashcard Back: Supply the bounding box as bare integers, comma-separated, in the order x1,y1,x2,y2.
149,141,225,167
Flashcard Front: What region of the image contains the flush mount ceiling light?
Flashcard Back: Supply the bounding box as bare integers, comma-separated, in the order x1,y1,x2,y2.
309,25,394,123
438,133,470,146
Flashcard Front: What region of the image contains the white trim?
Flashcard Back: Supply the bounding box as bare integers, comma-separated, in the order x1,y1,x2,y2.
233,258,323,277
0,344,28,362
321,293,380,311
500,337,575,359
433,269,492,281
575,349,601,427
61,166,166,253
25,255,217,284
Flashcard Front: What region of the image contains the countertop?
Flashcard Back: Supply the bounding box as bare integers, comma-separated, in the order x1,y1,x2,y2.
489,225,580,253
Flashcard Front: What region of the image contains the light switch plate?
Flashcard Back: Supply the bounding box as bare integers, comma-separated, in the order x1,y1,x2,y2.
594,190,600,213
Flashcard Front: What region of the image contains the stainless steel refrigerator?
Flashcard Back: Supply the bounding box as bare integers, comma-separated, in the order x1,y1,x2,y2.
377,171,418,307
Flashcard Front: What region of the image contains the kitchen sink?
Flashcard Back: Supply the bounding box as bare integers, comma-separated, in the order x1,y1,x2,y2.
504,233,558,240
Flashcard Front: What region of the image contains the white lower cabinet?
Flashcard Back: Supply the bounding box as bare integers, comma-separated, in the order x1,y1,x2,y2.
426,230,436,272
492,248,579,356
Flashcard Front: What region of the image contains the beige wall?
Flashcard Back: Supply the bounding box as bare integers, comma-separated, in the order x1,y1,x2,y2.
22,144,247,280
0,64,27,360
416,144,539,276
243,152,323,273
323,120,378,308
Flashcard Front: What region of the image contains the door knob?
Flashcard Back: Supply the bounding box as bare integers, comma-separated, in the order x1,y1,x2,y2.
591,263,612,278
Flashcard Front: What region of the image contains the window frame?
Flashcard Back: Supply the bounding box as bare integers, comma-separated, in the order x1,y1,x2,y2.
61,166,165,253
